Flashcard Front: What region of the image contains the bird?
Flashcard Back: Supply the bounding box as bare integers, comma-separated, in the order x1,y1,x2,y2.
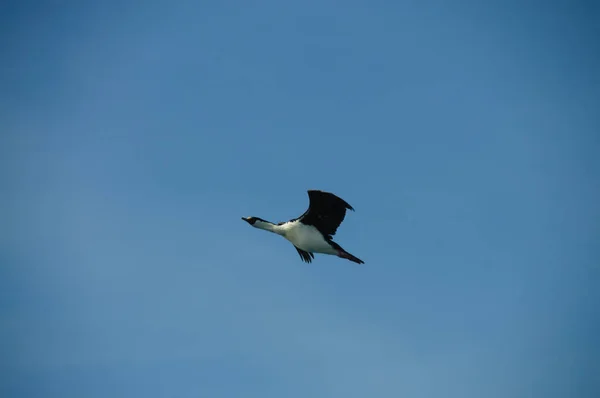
241,190,364,264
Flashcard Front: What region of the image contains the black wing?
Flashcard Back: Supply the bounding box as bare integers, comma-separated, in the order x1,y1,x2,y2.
296,190,355,238
295,246,315,263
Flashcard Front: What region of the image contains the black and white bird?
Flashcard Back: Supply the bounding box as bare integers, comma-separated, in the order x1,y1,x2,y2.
242,190,364,264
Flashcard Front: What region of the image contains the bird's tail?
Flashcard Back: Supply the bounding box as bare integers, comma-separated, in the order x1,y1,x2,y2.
338,250,365,264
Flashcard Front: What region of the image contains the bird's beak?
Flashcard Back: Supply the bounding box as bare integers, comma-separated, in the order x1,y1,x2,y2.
241,217,250,224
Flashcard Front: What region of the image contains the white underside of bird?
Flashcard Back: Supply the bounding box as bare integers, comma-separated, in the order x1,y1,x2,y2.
278,221,339,255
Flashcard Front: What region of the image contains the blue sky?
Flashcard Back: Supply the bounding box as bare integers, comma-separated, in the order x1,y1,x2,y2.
1,1,599,397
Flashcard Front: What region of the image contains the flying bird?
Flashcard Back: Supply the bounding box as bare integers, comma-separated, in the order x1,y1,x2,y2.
242,190,364,264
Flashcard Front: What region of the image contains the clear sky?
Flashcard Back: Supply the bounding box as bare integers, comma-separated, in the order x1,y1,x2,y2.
1,1,599,397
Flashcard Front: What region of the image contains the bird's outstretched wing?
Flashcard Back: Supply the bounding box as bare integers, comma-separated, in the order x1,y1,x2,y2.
295,190,355,238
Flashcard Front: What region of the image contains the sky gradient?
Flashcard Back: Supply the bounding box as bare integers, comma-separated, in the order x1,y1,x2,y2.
1,1,599,397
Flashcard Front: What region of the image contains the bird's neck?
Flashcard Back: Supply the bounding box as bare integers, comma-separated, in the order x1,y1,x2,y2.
254,220,285,235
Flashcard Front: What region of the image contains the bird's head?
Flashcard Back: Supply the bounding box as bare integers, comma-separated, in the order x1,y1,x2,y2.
241,216,269,226
241,216,258,225
241,216,276,232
